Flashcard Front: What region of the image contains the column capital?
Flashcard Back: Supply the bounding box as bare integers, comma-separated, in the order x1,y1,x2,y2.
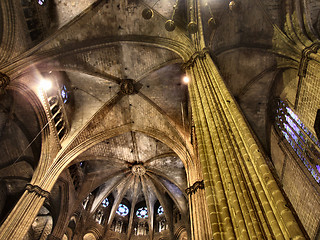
182,48,210,70
185,180,204,195
25,183,50,199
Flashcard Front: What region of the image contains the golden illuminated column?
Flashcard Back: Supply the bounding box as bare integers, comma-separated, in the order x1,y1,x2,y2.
185,51,306,239
186,180,212,240
182,0,307,238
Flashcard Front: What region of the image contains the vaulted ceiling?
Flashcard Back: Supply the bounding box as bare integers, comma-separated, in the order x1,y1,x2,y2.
1,0,320,239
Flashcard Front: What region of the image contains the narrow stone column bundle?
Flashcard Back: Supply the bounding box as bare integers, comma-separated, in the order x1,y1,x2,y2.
187,53,306,239
0,191,47,239
186,181,212,240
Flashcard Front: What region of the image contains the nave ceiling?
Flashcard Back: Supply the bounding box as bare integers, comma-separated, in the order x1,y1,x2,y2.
1,0,320,239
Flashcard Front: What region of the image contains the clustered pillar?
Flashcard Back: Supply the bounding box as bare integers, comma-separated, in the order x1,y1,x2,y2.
186,180,212,240
0,186,48,239
186,52,306,239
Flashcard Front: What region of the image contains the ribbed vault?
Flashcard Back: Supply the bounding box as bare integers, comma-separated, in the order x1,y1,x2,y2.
74,131,188,239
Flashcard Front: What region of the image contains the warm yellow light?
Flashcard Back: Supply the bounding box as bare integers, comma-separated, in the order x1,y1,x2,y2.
183,76,190,84
40,78,52,91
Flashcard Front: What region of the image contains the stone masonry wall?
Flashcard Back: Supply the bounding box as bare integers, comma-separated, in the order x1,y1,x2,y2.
297,60,320,137
270,128,320,239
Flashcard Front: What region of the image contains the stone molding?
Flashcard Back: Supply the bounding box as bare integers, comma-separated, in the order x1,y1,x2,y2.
182,48,209,69
25,184,50,199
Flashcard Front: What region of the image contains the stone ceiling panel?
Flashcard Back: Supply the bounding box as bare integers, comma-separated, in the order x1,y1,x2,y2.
66,71,119,138
41,0,191,53
209,0,275,51
53,0,97,28
139,64,188,128
120,43,180,80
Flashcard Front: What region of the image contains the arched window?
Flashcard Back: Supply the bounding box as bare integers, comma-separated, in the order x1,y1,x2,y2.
116,204,129,216
157,205,164,215
274,99,320,183
136,207,148,218
102,198,109,207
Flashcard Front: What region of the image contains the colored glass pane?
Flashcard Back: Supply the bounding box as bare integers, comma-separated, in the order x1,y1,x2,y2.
136,207,148,218
102,198,109,207
275,100,320,183
116,204,129,216
61,85,68,103
157,206,164,215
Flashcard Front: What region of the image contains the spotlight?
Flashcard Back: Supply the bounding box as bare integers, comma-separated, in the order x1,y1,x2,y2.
40,78,52,91
183,76,190,84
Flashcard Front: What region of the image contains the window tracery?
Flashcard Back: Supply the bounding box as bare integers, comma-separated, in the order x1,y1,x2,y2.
116,204,129,216
95,209,103,224
136,207,148,218
102,198,109,207
158,219,166,232
48,95,67,140
274,99,320,183
157,205,164,215
61,85,68,103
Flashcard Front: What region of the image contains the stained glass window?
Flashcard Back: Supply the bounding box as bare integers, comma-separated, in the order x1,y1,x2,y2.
136,207,148,218
38,0,45,5
157,206,164,215
274,99,320,183
116,204,129,216
61,85,68,103
102,198,109,207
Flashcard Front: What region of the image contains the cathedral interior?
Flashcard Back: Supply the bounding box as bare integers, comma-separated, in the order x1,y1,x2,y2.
0,0,320,239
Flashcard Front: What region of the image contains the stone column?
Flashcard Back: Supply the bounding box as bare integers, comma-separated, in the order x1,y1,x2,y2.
0,184,49,240
186,52,306,239
186,180,212,240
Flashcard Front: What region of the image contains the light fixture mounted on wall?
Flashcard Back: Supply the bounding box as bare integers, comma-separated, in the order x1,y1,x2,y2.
205,3,218,29
165,0,179,32
187,4,198,34
141,0,161,20
229,0,240,12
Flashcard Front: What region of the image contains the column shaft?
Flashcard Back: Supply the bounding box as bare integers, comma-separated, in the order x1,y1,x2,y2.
187,54,306,239
0,191,46,240
188,186,212,240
